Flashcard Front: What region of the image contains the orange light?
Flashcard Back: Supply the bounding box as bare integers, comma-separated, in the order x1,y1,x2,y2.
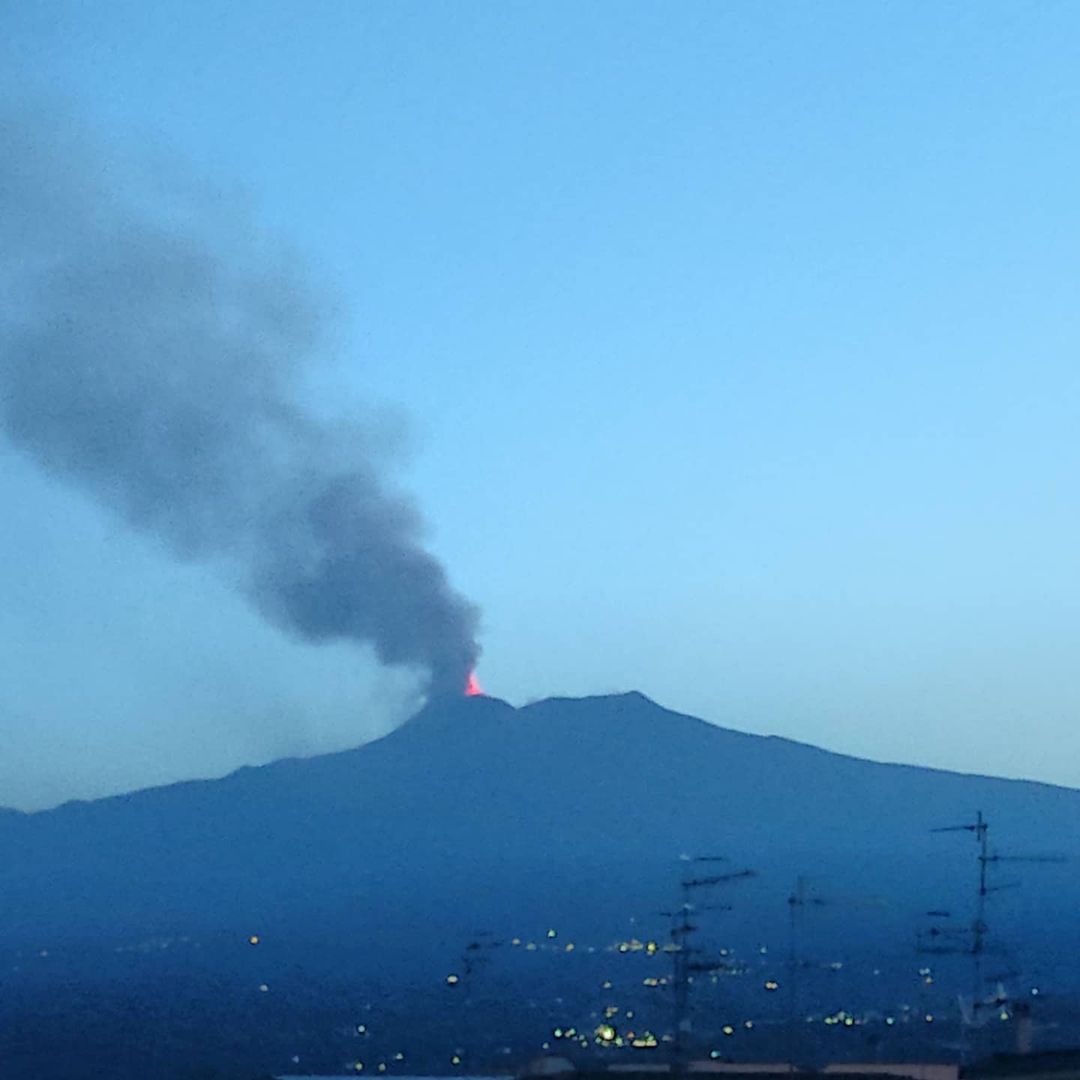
465,671,484,697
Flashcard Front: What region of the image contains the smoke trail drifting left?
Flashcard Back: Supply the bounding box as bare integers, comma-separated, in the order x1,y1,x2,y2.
0,105,481,697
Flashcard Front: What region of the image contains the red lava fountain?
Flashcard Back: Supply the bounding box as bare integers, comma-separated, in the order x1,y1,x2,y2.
464,670,484,697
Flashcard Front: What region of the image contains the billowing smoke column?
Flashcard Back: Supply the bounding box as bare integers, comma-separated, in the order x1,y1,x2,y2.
0,106,479,695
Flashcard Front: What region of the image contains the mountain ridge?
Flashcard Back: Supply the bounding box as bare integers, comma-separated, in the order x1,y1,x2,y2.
2,689,1078,957
8,690,1075,820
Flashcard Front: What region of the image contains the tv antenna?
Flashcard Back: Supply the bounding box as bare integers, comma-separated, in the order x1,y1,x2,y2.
931,811,1063,1036
664,856,755,1074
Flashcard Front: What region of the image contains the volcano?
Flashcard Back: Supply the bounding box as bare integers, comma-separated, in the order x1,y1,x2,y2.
3,690,1078,952
1,692,1079,1079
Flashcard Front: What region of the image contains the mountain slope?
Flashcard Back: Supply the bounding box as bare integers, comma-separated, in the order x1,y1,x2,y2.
1,691,1076,949
3,692,1079,1080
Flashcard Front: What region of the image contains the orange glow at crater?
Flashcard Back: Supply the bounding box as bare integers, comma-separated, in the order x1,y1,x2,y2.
464,670,484,697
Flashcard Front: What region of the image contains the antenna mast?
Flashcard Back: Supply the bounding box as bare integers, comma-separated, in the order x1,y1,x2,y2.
932,810,1064,1042
666,857,754,1075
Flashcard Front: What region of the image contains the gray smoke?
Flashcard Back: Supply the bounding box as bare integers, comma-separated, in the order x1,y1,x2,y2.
0,106,480,695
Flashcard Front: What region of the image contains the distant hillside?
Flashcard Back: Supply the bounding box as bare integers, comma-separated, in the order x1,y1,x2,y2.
1,692,1077,1079
2,691,1077,940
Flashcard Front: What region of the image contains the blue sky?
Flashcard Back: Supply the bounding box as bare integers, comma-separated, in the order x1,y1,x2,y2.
3,1,1080,809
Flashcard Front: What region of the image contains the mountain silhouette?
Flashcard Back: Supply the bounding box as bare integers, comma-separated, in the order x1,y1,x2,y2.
2,692,1077,1079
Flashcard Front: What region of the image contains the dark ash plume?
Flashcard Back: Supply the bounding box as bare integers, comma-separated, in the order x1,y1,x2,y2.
0,106,479,695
